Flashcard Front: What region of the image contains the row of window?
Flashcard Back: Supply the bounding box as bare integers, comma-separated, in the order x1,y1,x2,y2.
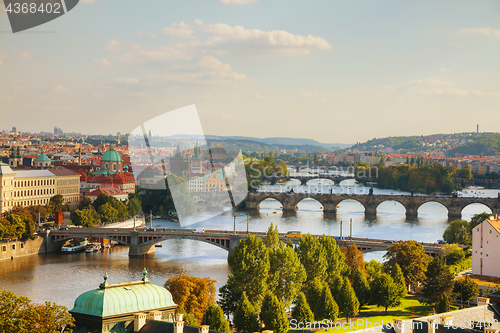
16,179,55,187
57,179,79,185
57,188,79,194
1,243,24,251
13,188,55,197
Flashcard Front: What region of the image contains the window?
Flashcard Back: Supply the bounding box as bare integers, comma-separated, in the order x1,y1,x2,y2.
2,246,6,252
20,243,24,249
11,244,15,250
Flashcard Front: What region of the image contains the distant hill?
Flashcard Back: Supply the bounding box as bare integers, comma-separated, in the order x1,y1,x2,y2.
353,132,500,157
206,135,352,150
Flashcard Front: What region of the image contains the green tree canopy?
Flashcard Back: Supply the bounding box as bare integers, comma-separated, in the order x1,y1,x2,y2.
443,219,471,245
233,292,259,333
297,234,327,286
390,263,407,299
421,257,455,306
436,294,451,313
291,292,314,324
260,292,289,333
338,276,359,319
384,240,429,289
319,285,339,321
469,212,491,233
352,269,371,307
204,304,231,333
306,278,324,321
453,276,479,304
268,242,306,308
219,234,270,315
370,273,401,314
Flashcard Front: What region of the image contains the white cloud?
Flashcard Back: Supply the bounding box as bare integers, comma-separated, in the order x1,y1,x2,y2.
162,22,197,39
53,85,69,93
194,19,204,26
399,79,469,96
220,0,257,4
94,58,111,66
115,78,139,84
458,28,500,38
472,90,495,97
201,23,332,51
17,52,32,59
104,40,124,52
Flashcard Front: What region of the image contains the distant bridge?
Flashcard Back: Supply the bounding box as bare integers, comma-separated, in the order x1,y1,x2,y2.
261,175,376,186
47,228,443,257
243,192,500,218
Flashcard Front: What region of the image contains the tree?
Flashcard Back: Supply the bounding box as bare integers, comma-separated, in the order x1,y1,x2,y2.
319,235,348,282
127,197,142,216
92,193,114,212
291,292,314,324
390,263,407,299
306,278,323,321
204,304,231,333
0,290,74,332
453,276,479,304
260,292,289,333
365,259,383,281
111,200,129,221
352,269,371,307
233,292,259,333
71,208,100,228
443,219,471,245
268,242,306,308
339,276,359,319
421,257,454,306
164,274,216,323
469,212,491,233
219,234,270,315
48,194,66,213
98,202,119,223
384,240,429,290
439,244,465,266
319,285,339,321
370,273,400,314
436,294,451,313
78,197,92,210
297,234,327,286
265,223,279,251
341,244,365,274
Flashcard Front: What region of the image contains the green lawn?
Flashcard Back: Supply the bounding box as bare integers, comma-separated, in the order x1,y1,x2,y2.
320,295,458,333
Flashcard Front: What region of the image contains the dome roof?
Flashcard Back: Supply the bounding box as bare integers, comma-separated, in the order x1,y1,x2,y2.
101,147,123,163
35,153,50,162
70,280,176,318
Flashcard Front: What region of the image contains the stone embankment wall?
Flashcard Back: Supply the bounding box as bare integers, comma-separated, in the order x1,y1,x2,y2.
0,236,45,261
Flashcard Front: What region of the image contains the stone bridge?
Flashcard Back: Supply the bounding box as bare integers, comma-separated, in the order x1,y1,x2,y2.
47,228,443,257
243,192,500,218
261,175,376,186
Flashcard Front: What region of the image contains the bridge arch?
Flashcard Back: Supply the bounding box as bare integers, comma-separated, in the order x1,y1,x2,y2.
140,236,230,251
305,178,335,186
257,197,285,211
417,201,449,217
296,197,325,212
336,198,366,214
461,203,493,218
53,234,131,247
376,200,406,215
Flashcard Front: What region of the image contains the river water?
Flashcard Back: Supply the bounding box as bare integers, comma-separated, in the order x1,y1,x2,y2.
1,181,498,309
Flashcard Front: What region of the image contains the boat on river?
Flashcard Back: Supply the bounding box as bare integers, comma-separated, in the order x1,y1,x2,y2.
85,243,102,253
61,239,88,253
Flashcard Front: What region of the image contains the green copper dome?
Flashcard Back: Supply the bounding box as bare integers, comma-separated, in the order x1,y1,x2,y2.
101,147,123,163
35,153,50,162
70,280,176,318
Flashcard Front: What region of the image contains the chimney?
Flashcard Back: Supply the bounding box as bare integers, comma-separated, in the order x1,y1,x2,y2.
174,314,184,333
427,318,437,333
134,313,147,332
149,311,162,321
199,325,210,333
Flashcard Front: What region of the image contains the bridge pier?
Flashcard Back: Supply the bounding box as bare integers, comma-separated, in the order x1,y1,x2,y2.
447,206,462,219
405,207,418,218
129,232,155,257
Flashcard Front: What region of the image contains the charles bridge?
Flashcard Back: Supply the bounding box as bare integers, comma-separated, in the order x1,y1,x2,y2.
46,227,443,257
243,192,500,218
261,175,376,186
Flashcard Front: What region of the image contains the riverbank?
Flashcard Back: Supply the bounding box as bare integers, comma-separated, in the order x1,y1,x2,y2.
0,237,44,261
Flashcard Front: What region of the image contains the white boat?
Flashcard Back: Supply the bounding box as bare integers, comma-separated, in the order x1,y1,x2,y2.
61,240,88,253
85,243,101,253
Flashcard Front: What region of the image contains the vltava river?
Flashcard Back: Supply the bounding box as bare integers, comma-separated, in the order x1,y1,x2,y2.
0,182,497,309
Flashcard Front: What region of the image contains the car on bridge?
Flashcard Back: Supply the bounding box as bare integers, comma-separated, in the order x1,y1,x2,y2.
437,240,446,245
193,228,205,233
383,240,394,244
285,231,302,238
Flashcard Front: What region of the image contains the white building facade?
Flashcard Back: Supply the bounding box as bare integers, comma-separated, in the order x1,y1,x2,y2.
471,218,500,277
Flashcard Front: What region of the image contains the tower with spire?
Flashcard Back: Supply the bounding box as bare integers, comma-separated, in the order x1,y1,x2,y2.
169,141,189,179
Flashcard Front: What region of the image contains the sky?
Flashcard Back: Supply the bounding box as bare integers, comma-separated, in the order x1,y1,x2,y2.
0,0,499,144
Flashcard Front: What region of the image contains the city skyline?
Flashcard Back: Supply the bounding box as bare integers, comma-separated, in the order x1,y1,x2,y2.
1,0,499,143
